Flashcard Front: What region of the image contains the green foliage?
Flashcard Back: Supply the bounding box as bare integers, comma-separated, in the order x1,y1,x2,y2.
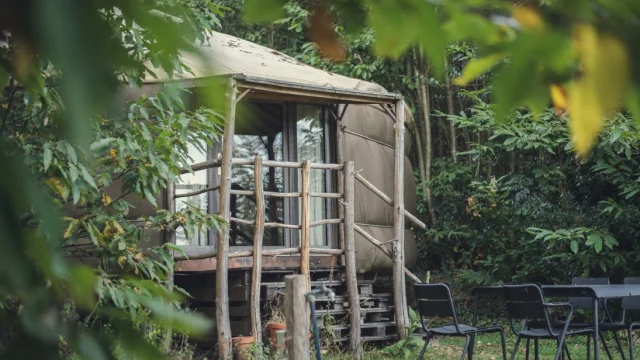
381,309,424,359
420,91,640,286
1,1,223,358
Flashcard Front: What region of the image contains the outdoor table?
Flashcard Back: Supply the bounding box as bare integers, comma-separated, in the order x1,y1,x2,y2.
468,284,640,360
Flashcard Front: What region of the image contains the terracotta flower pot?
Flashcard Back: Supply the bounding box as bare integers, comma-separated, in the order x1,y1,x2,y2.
232,335,254,360
267,322,286,349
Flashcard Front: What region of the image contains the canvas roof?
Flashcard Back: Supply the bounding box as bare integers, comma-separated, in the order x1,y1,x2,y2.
143,31,401,102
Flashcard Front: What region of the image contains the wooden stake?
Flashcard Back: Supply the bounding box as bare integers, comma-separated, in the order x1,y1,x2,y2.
343,161,362,359
300,160,311,288
250,157,265,348
335,105,346,265
353,225,421,283
393,99,409,339
285,275,310,360
354,173,426,229
216,78,237,359
164,180,175,352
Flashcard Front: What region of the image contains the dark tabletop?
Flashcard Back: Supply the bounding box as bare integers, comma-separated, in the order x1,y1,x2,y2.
471,284,640,299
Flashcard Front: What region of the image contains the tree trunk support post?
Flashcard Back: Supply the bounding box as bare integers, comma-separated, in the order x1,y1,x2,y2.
393,99,409,339
250,157,265,349
164,180,175,352
285,275,310,360
335,104,346,266
216,78,237,359
343,161,362,358
300,160,311,288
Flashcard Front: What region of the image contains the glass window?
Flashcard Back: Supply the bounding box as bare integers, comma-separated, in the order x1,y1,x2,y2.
296,105,328,247
175,141,208,246
231,126,285,247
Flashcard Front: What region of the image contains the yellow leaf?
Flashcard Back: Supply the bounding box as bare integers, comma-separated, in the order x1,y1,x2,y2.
454,53,504,86
101,193,111,206
512,5,543,31
134,252,143,261
550,84,568,114
568,24,630,157
64,219,78,239
117,256,126,266
111,220,125,235
45,177,67,198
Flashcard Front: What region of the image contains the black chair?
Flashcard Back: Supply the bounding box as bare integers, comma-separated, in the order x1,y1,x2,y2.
599,277,640,360
503,284,592,360
414,283,506,360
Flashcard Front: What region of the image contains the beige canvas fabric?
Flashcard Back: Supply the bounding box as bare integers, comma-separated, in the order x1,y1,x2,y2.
144,31,386,94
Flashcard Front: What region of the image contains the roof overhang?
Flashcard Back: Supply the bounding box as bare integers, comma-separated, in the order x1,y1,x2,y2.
145,73,403,105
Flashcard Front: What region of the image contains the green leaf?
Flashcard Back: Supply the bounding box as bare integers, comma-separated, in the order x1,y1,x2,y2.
69,163,79,182
454,53,505,86
43,144,52,171
90,137,116,151
65,142,78,164
570,240,579,254
588,233,603,253
143,186,158,207
243,0,285,23
80,165,97,189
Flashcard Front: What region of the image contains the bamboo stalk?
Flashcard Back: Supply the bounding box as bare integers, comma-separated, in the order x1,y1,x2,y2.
343,161,362,358
250,158,265,348
216,78,236,359
300,160,311,288
354,173,426,229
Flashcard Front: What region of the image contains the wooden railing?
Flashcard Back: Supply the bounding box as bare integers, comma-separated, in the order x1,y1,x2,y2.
173,155,425,354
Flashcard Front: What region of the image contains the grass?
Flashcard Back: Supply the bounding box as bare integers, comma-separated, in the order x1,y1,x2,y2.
322,330,639,360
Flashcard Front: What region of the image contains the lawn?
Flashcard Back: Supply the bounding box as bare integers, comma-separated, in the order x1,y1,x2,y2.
323,330,638,360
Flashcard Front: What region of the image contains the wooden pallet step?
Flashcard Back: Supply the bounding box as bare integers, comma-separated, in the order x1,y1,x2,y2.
319,321,396,330
314,306,394,317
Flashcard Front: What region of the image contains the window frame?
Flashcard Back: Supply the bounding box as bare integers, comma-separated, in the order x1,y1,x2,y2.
182,101,337,249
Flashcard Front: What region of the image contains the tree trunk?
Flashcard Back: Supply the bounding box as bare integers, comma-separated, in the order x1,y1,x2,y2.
416,48,437,225
444,57,457,163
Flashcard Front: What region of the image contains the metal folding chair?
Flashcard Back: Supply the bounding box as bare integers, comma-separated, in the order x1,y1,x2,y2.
414,283,506,360
503,284,592,360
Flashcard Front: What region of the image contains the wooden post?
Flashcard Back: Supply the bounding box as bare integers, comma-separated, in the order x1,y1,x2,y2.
393,99,409,339
250,157,265,348
335,105,346,265
300,160,311,287
216,78,237,359
285,275,310,360
164,181,175,352
343,161,362,359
